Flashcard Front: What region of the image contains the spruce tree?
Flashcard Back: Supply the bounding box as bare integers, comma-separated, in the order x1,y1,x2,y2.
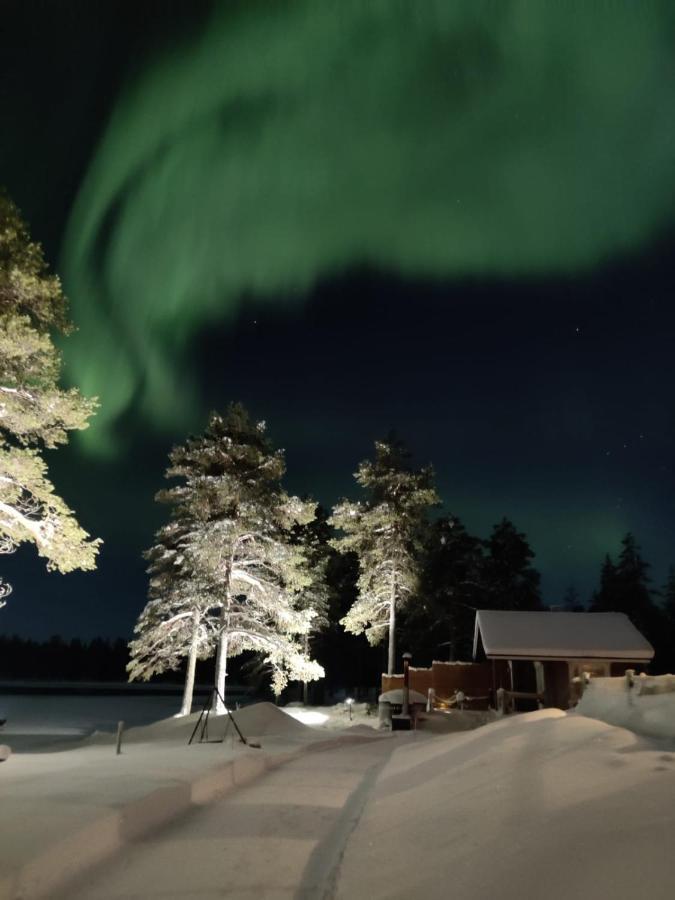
591,554,617,611
561,585,584,612
480,518,542,611
0,190,100,604
330,435,439,675
592,534,657,637
663,566,675,624
660,567,675,673
138,404,324,712
404,515,484,663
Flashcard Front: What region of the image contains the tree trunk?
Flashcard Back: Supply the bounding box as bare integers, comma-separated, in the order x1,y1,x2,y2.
214,561,232,715
387,571,397,675
179,608,200,717
302,633,309,706
214,627,228,714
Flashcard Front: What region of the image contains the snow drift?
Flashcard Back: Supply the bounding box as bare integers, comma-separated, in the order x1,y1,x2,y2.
337,709,675,899
576,674,675,741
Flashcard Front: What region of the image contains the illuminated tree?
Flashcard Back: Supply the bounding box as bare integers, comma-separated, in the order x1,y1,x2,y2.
289,506,332,703
331,436,439,675
128,521,216,716
0,190,100,605
138,404,324,712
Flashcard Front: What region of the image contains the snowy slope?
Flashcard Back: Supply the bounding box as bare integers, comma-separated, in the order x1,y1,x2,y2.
337,709,675,899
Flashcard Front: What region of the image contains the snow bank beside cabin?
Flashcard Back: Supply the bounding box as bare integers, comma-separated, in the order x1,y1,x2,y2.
577,674,675,741
337,709,675,900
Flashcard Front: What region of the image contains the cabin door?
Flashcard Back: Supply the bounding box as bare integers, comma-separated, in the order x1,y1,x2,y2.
510,660,539,711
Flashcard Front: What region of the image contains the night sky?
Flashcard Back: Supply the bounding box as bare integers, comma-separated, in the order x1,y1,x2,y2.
2,1,675,640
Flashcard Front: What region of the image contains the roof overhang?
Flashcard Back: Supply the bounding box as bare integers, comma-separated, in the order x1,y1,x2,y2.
483,653,651,662
473,609,654,662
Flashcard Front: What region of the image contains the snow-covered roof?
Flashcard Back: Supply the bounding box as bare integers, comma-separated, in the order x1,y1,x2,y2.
473,610,654,661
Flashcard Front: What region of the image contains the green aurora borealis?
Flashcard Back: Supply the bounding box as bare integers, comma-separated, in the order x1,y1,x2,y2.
62,1,675,455
2,0,675,637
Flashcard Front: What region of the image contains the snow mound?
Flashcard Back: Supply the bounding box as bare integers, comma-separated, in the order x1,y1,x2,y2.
86,702,315,745
232,702,315,737
576,675,675,741
337,709,675,900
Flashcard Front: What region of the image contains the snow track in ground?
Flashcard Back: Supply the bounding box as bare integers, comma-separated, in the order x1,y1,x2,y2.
51,710,675,899
62,739,395,899
5,706,674,899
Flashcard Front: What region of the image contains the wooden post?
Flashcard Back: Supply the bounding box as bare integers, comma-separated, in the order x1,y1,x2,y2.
115,721,124,755
402,652,412,716
534,661,545,708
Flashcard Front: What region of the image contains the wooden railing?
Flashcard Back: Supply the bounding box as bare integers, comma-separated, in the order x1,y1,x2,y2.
496,687,545,714
427,688,490,712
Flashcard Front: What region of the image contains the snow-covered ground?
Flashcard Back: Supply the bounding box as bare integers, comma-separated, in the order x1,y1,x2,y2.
283,700,496,734
0,700,375,900
337,708,675,899
2,694,674,899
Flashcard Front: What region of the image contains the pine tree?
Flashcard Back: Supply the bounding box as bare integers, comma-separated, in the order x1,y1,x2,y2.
139,404,324,712
561,585,584,612
480,518,542,611
289,505,332,703
330,435,439,675
591,554,617,610
128,521,216,716
591,534,656,636
0,190,100,604
404,515,484,663
660,567,675,673
663,566,675,624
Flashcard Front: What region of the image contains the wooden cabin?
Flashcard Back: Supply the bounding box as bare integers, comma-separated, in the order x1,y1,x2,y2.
473,609,654,710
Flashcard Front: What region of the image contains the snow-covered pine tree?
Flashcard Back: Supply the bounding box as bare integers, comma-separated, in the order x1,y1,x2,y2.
290,505,332,704
128,521,216,716
160,404,324,712
330,435,439,675
0,190,100,604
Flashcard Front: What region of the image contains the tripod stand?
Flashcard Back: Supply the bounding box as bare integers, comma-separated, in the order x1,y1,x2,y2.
188,687,261,748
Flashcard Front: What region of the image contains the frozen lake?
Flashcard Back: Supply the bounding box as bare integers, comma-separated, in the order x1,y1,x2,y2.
0,682,255,751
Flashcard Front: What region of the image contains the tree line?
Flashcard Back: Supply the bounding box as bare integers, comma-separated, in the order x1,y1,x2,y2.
0,635,129,682
4,500,674,695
